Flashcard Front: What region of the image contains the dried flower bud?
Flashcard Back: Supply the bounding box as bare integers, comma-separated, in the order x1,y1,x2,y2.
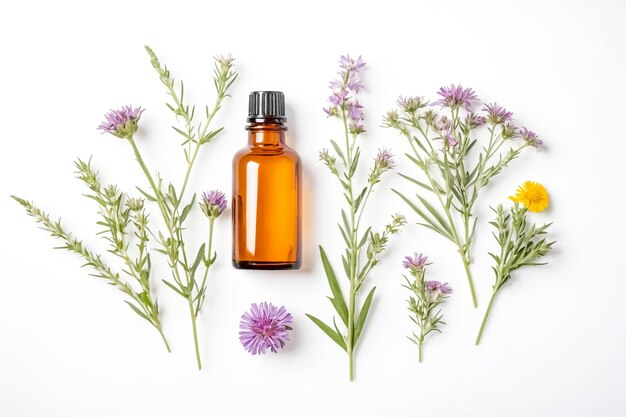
126,197,145,212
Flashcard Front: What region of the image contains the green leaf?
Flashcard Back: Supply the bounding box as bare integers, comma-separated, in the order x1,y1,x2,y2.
124,301,151,323
200,127,224,144
392,189,453,241
398,172,433,192
415,194,454,237
319,246,348,323
135,186,156,202
354,187,368,211
162,279,186,297
179,193,196,223
327,297,348,327
190,243,206,278
354,286,376,343
306,314,347,351
330,139,346,163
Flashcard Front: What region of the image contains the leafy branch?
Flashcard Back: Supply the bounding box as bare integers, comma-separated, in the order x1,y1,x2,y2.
11,194,170,350
475,203,555,345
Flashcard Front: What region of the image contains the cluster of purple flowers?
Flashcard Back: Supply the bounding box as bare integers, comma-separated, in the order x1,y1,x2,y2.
323,55,366,135
403,252,453,300
399,84,544,149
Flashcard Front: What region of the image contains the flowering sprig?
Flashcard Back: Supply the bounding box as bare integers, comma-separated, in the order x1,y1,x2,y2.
307,55,404,381
99,46,237,369
10,179,170,351
384,85,542,307
239,302,293,355
475,182,555,345
402,253,451,362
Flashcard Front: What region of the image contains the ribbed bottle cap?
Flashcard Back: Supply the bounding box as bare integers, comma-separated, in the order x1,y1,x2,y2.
248,91,286,122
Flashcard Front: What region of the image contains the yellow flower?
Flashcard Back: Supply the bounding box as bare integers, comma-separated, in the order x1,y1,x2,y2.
509,181,549,212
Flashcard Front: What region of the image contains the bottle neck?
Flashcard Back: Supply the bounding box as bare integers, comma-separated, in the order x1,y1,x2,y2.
246,121,287,147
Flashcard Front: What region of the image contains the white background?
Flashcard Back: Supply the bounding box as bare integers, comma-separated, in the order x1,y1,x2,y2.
1,0,625,416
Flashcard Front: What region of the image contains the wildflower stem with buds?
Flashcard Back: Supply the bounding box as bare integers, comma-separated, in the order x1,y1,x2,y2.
384,88,543,307
307,55,405,381
117,47,236,370
401,253,451,362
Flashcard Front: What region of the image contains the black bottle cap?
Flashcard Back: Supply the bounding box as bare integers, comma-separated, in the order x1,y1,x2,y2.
248,91,286,122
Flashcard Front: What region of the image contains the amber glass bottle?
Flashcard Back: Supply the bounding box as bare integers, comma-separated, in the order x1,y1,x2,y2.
232,91,301,269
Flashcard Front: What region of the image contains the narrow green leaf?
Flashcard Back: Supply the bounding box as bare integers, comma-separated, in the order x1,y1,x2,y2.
162,279,186,297
330,139,346,163
124,301,151,323
392,189,453,240
398,172,433,192
306,314,347,351
319,246,348,322
135,186,156,202
415,194,454,237
354,286,376,343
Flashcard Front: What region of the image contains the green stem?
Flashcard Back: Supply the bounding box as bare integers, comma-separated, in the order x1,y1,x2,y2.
189,299,202,370
195,218,215,312
476,290,497,345
418,341,423,363
461,252,477,308
157,326,172,353
341,105,358,382
127,136,170,226
404,129,478,307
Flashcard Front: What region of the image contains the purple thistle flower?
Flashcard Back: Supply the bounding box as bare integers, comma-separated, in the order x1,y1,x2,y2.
375,147,396,170
200,190,227,219
433,84,478,111
403,252,429,271
482,102,514,124
98,105,144,139
519,127,543,147
239,302,293,355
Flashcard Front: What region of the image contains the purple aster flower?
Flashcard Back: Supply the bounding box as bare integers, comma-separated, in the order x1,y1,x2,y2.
200,190,227,219
432,84,478,111
403,252,429,271
239,302,293,355
482,102,514,124
519,127,543,147
98,105,144,139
